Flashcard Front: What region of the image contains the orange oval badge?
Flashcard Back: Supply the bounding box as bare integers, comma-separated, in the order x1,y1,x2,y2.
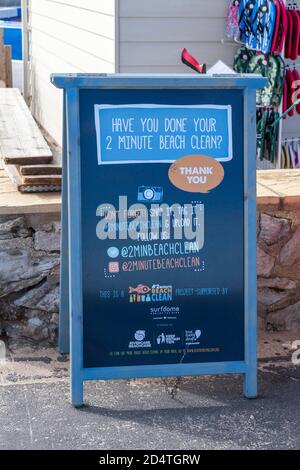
168,154,224,193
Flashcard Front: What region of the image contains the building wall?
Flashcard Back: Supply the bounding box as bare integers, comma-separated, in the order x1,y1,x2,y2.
29,0,117,144
28,0,236,143
118,0,236,73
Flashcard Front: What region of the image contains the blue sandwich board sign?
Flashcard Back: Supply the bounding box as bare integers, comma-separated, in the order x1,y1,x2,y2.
51,74,266,407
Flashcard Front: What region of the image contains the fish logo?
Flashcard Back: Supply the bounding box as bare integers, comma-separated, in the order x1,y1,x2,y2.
129,284,151,295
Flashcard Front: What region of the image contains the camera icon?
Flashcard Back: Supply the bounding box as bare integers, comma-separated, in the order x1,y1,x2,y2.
137,186,163,203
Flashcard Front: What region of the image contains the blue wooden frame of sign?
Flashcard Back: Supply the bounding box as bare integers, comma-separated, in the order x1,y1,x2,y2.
51,74,266,407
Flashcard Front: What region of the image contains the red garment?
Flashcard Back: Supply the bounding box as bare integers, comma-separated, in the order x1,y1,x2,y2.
283,77,287,119
286,69,295,117
270,0,281,53
291,11,300,61
277,0,288,54
298,11,300,56
285,11,293,59
292,69,300,115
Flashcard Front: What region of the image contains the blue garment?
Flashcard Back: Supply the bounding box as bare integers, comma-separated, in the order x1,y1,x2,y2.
239,0,276,53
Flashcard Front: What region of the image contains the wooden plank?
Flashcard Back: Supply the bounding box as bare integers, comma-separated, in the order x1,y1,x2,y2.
0,180,18,194
0,188,61,211
21,174,62,185
4,155,53,165
1,162,22,188
20,164,62,175
0,161,61,211
18,184,61,193
0,88,53,165
5,45,12,88
2,162,61,192
0,29,6,84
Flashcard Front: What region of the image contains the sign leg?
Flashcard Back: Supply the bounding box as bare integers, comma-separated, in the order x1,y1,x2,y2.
243,88,258,399
244,362,257,399
59,91,70,354
71,371,84,407
66,87,84,407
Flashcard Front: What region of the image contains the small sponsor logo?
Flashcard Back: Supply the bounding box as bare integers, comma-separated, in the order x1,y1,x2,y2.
108,261,119,273
134,330,145,341
156,332,181,345
137,186,163,203
129,284,173,303
149,305,180,317
129,284,151,295
107,246,119,259
185,329,202,346
129,330,151,349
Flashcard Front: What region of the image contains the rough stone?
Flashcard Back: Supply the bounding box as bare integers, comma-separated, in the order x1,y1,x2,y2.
0,232,13,240
0,250,59,297
0,217,25,235
0,216,60,346
51,313,59,326
256,212,260,237
35,286,59,313
52,221,61,233
259,213,291,245
41,327,50,339
266,301,300,331
31,223,53,233
257,246,275,277
25,317,48,340
28,317,43,328
257,277,298,290
279,226,300,267
17,228,32,238
0,236,33,251
15,282,59,313
257,288,291,307
2,322,24,340
47,266,60,286
34,231,60,252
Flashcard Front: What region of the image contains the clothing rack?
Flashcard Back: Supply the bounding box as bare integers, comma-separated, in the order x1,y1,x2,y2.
224,0,300,169
275,0,287,169
286,1,300,9
283,136,300,142
285,62,300,69
281,0,300,168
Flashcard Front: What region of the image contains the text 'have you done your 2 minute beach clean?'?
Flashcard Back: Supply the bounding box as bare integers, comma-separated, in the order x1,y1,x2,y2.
111,116,221,151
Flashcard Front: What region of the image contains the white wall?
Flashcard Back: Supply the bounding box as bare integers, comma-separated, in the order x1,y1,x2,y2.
118,0,236,73
29,0,116,144
29,0,236,143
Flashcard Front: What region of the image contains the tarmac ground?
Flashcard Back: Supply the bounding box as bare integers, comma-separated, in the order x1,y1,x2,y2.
0,332,299,450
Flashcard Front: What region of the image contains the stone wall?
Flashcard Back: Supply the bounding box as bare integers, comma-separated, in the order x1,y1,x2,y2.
257,205,300,331
0,207,299,348
0,213,60,348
